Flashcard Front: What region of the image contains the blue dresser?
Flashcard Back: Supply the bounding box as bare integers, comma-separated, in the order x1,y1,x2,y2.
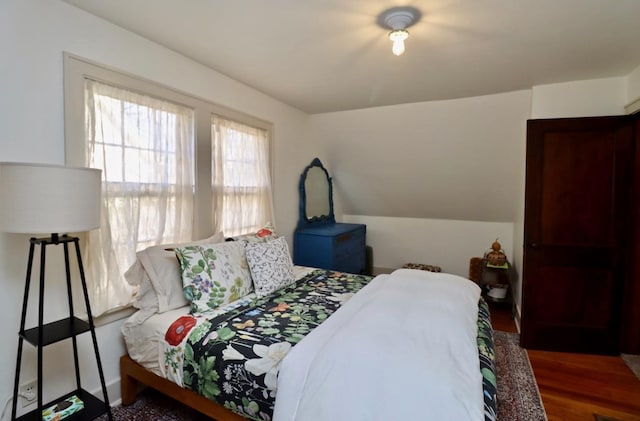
294,223,366,274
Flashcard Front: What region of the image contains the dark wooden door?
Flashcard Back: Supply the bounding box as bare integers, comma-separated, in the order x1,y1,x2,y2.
521,116,634,354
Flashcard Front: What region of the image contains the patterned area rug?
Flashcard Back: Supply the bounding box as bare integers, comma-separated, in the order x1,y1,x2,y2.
621,353,640,380
100,330,546,420
495,331,547,421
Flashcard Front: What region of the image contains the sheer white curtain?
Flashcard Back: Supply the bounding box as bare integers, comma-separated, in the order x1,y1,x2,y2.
211,116,274,237
84,79,195,316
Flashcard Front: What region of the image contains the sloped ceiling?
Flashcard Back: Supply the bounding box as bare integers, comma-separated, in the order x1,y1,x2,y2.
311,90,532,222
60,0,640,114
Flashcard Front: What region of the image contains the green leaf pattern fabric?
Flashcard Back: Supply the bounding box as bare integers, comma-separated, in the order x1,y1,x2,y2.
175,241,253,315
162,270,498,421
477,298,497,421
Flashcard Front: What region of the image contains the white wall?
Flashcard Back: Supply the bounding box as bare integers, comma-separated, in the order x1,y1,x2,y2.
308,90,530,319
531,77,627,118
0,0,311,414
343,215,513,278
310,91,532,223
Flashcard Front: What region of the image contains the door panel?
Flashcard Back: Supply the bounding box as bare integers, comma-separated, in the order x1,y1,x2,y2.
540,133,614,245
521,116,633,354
535,267,613,326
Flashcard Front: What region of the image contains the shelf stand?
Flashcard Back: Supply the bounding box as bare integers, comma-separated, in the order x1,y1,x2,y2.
11,234,112,421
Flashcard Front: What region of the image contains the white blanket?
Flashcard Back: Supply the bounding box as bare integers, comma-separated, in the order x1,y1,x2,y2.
273,269,484,421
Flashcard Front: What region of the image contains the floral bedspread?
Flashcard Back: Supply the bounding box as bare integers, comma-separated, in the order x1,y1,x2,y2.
162,270,497,421
477,298,498,421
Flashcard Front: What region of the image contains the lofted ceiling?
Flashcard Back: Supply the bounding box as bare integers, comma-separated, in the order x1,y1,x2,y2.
60,0,640,114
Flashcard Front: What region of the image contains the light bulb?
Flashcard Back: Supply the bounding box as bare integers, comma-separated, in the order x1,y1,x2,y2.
389,29,409,56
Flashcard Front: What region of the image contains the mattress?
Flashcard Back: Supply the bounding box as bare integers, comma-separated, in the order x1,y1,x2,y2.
122,267,496,421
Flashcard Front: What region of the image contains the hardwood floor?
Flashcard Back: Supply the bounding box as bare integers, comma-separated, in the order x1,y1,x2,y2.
490,305,640,421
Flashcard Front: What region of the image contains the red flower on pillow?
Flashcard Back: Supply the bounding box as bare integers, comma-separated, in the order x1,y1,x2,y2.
165,315,197,346
256,228,273,238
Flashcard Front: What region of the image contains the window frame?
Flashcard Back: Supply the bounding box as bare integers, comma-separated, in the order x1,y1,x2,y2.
64,52,274,241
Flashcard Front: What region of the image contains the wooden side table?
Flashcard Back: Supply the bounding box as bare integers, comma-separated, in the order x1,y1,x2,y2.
480,259,514,317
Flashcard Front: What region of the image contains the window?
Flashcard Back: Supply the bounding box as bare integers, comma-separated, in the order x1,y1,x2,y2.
212,116,274,237
82,80,196,315
65,54,274,317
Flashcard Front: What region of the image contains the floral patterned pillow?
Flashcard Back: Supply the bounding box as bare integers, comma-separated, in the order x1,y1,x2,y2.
175,241,253,315
245,236,295,297
229,222,277,244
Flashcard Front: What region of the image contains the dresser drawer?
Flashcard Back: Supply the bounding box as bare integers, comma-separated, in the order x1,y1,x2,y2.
294,223,366,274
334,252,365,274
334,228,365,258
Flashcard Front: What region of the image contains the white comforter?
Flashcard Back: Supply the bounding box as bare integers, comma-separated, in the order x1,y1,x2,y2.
273,269,484,421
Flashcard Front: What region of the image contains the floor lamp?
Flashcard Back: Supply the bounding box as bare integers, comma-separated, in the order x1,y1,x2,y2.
0,162,112,421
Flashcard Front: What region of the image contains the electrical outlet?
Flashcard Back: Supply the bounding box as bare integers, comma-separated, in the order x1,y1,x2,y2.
19,380,37,407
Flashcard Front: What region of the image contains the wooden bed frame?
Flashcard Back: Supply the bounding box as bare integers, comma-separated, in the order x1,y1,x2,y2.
120,354,246,421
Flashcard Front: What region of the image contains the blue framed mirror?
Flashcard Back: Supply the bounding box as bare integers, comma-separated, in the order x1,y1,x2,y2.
297,158,335,228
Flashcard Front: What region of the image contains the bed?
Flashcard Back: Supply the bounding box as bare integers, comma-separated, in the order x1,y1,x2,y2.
120,233,497,421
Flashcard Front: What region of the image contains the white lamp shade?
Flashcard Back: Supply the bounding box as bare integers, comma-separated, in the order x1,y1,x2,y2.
0,162,102,234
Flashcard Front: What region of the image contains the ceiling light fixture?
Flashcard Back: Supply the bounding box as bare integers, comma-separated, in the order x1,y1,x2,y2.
389,29,409,56
382,8,419,56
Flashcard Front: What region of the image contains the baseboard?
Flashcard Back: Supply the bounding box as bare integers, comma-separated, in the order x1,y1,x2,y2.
513,303,522,333
108,378,121,407
594,414,624,421
88,378,122,408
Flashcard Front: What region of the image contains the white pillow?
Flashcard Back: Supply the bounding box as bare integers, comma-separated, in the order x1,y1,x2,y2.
175,241,254,315
245,237,295,297
125,232,225,314
123,259,158,312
